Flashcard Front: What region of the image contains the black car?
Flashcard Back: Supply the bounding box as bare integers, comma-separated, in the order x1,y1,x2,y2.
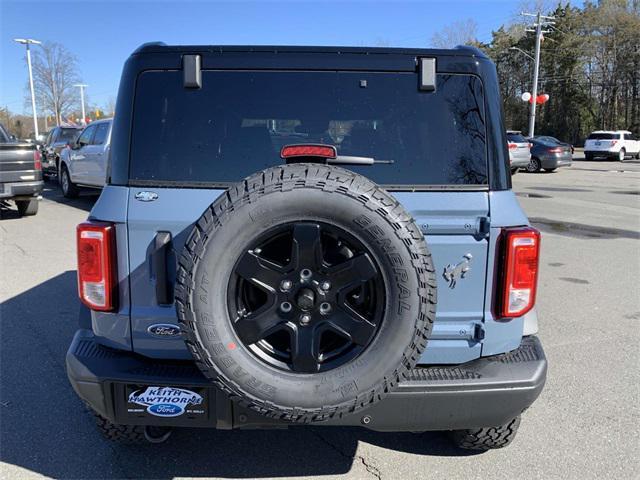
41,126,82,176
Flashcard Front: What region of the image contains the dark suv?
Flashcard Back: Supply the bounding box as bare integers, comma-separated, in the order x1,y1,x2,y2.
66,44,546,450
41,126,82,176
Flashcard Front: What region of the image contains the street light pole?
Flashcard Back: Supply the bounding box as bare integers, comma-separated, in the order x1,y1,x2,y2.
528,13,543,138
521,12,555,138
14,38,42,138
74,84,88,125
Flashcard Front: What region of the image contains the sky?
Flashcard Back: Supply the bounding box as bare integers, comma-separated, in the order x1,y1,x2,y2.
1,0,581,116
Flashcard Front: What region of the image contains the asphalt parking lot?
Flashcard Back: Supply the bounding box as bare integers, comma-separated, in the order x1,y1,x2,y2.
1,157,639,480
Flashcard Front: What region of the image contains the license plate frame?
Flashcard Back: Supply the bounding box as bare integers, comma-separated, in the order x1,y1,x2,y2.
114,383,214,426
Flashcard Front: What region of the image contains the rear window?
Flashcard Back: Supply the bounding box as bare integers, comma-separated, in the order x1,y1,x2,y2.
506,132,527,143
92,123,110,145
588,133,618,140
130,71,488,187
58,128,80,142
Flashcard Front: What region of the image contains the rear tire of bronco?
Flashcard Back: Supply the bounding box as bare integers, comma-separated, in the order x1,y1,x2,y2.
94,413,173,444
449,416,521,451
176,164,436,423
16,199,38,216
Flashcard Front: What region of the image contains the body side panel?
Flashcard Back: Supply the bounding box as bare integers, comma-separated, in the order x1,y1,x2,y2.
88,185,132,350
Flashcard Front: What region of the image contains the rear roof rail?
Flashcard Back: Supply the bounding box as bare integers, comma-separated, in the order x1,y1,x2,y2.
131,43,489,59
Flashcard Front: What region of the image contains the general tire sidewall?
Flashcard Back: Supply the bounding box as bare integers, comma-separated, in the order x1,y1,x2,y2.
179,173,433,418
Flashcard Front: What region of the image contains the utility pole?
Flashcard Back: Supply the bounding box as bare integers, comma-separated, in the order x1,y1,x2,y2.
14,38,41,138
521,12,555,137
74,84,88,125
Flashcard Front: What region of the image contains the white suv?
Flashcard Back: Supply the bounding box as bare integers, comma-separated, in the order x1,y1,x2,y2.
584,130,640,161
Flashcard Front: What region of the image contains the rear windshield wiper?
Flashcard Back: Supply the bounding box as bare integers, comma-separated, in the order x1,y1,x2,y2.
281,144,394,166
329,156,394,166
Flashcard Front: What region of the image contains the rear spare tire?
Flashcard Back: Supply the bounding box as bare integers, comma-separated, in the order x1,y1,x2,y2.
176,164,436,422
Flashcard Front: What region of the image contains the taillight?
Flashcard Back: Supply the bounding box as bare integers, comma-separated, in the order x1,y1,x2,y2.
34,150,42,170
611,140,618,146
77,221,117,311
547,147,563,153
495,227,540,319
508,143,517,150
528,143,533,149
281,144,337,159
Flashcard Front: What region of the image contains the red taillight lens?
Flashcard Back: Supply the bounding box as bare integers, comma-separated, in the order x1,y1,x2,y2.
508,143,517,150
33,150,42,170
280,144,337,159
528,142,533,149
495,227,540,319
77,221,117,311
611,140,618,146
547,147,563,153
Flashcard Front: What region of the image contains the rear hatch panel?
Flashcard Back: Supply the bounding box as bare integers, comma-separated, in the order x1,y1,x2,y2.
126,188,491,364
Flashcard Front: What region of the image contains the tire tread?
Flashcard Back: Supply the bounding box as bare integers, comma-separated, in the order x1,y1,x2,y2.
450,416,521,451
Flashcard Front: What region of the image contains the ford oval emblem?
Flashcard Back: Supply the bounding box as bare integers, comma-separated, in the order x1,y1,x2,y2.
147,324,181,337
135,191,158,202
148,403,184,417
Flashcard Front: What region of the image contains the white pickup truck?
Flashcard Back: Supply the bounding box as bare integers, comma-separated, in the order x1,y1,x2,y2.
59,118,112,197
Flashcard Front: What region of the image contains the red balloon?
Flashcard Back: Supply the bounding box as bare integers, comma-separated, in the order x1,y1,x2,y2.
535,94,550,104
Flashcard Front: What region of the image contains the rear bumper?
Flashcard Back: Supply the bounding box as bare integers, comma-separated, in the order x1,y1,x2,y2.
510,159,530,169
66,329,547,432
542,154,572,169
510,154,531,169
42,156,58,174
584,150,619,159
0,180,43,199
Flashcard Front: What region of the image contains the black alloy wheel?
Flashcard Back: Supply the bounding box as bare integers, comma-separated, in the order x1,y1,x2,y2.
227,221,385,373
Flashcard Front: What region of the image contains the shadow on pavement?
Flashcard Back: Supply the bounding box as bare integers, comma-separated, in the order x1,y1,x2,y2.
41,178,100,212
0,272,474,480
0,181,98,220
0,200,21,220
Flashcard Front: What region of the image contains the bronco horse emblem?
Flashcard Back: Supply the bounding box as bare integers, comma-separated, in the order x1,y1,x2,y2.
443,253,473,288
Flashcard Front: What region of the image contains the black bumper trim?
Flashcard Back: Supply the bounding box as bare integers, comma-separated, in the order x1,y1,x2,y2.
66,330,546,431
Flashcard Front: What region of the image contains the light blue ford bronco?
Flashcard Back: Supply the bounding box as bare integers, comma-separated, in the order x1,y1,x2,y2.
66,43,547,450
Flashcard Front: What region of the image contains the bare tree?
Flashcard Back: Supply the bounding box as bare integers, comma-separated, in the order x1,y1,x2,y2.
105,96,116,116
29,42,81,125
430,19,479,48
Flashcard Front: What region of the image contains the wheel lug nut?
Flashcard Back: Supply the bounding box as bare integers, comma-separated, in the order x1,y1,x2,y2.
321,281,331,291
300,314,311,325
280,302,292,313
319,302,332,315
280,280,292,292
300,269,312,281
